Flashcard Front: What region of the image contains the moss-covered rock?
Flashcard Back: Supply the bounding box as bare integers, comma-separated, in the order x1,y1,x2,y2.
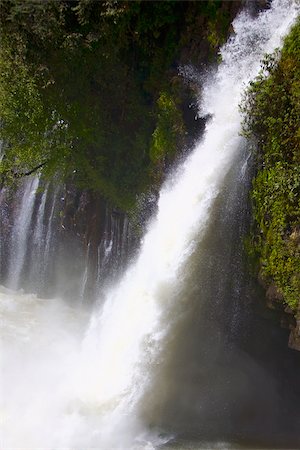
241,19,300,344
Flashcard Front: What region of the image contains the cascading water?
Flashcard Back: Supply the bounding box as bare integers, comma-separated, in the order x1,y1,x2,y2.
7,177,40,290
1,1,299,449
0,179,131,300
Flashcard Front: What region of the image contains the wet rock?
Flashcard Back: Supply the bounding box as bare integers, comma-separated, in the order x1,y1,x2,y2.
280,313,294,331
263,281,300,351
288,305,300,351
265,282,284,309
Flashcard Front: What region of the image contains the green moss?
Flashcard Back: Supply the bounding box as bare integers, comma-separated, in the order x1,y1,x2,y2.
150,91,184,164
207,9,230,53
241,19,300,310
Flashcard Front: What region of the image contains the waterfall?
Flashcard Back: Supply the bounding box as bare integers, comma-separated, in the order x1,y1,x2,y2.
95,207,132,293
0,1,299,449
0,181,131,300
43,186,59,276
29,183,48,288
7,177,40,289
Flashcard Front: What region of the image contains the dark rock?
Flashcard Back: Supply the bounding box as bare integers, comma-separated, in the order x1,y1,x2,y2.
265,282,284,309
289,325,300,351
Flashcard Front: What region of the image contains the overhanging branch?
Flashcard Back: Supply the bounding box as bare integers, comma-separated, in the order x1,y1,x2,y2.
14,160,49,178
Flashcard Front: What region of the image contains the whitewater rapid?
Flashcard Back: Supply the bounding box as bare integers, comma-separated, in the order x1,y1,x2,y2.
1,1,299,448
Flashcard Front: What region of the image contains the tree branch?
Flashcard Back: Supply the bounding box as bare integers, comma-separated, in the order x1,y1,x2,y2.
0,160,49,190
14,160,49,178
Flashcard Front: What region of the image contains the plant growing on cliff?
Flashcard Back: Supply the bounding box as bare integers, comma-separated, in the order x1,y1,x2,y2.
241,19,300,310
150,91,184,164
0,0,236,211
0,35,73,184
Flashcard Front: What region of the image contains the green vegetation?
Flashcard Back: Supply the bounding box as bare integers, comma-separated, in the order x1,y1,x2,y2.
0,0,236,211
150,91,184,163
0,35,72,183
241,19,300,310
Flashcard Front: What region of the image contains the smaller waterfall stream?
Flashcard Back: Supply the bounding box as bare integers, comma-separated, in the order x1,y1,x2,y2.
7,177,40,289
29,184,49,287
43,186,59,275
0,1,299,449
0,180,132,299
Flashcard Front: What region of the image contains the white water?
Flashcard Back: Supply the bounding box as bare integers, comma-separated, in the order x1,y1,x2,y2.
0,1,299,448
43,185,59,271
29,183,48,283
7,177,40,289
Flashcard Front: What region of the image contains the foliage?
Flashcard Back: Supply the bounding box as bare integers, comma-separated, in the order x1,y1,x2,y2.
0,0,235,210
0,35,72,184
241,19,300,310
150,91,184,164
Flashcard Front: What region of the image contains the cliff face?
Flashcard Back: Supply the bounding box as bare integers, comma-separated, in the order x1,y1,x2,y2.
241,19,300,349
0,181,134,301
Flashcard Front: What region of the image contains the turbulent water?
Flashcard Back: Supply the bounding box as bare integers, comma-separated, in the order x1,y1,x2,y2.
1,1,299,449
